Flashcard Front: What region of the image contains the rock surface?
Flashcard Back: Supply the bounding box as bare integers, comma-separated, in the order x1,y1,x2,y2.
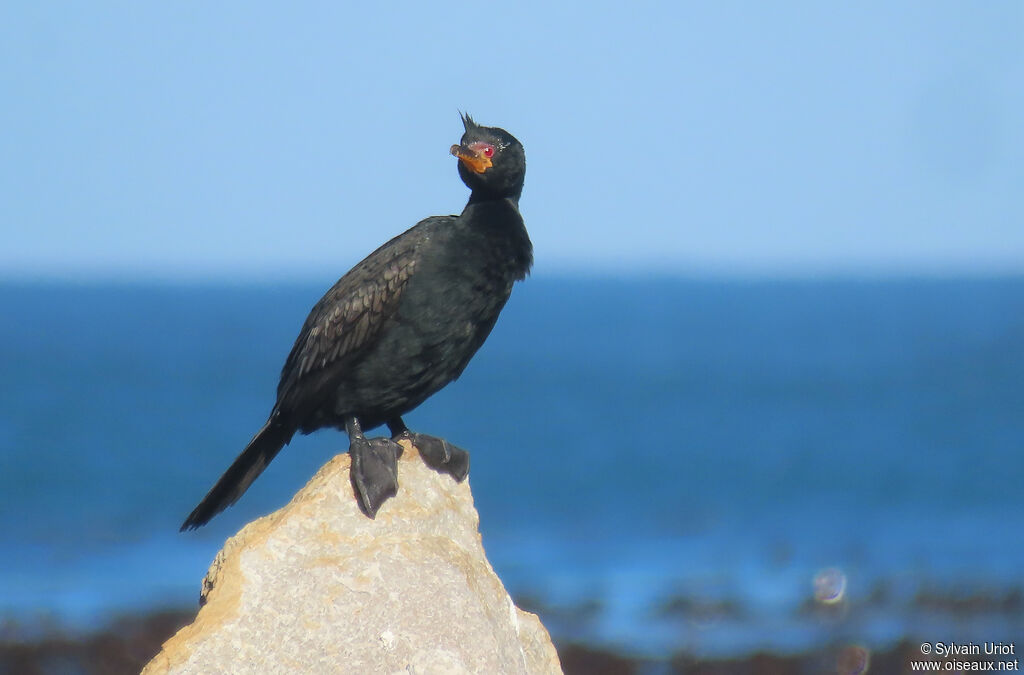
144,441,562,675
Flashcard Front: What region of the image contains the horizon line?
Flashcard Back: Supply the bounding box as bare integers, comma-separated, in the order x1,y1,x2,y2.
2,261,1022,286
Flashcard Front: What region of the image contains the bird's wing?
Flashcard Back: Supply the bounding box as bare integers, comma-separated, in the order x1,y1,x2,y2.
276,219,441,405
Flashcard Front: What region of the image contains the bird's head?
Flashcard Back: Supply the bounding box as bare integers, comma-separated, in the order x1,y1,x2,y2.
450,113,525,201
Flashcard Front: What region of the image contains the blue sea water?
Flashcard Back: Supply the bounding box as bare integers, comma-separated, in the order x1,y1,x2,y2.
1,277,1022,657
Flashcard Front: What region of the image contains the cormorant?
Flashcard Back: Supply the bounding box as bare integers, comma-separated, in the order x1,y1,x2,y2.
181,114,531,529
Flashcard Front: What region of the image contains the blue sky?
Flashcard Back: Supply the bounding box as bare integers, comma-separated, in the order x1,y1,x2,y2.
2,2,1021,279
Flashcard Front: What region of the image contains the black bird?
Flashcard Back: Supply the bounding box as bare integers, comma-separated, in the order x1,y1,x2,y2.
181,115,531,529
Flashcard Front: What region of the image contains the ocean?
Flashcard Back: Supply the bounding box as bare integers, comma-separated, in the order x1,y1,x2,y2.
1,277,1022,658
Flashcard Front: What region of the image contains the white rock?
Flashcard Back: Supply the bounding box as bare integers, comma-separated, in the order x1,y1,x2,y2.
143,441,562,675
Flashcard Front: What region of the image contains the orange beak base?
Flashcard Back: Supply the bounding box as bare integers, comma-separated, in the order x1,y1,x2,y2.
450,144,493,174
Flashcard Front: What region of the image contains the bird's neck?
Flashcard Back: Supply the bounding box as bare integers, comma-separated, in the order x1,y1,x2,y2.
458,196,533,280
463,194,521,215
466,190,521,207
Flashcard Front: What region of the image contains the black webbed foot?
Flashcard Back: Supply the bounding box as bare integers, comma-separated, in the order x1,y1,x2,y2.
395,431,470,482
347,421,403,518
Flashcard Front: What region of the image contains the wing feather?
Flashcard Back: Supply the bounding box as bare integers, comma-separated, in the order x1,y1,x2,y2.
275,227,427,405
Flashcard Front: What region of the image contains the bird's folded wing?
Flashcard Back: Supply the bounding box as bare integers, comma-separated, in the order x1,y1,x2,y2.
277,236,420,400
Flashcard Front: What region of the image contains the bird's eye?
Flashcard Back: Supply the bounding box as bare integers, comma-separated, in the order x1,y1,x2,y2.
482,145,495,158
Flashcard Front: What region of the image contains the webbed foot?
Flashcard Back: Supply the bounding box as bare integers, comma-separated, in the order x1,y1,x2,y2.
348,433,403,518
396,431,470,482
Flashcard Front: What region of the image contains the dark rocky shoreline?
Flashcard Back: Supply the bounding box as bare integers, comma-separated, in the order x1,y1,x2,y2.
0,610,192,675
0,607,960,675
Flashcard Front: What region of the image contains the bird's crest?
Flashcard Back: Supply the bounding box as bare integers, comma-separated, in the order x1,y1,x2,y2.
460,111,478,132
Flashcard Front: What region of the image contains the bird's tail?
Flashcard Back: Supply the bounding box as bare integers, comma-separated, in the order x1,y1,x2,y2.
180,415,294,531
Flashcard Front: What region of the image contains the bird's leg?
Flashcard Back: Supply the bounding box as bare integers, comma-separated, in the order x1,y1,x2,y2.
387,417,470,482
346,416,403,518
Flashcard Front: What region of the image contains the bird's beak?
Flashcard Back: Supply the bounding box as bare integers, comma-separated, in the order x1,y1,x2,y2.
450,143,493,174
